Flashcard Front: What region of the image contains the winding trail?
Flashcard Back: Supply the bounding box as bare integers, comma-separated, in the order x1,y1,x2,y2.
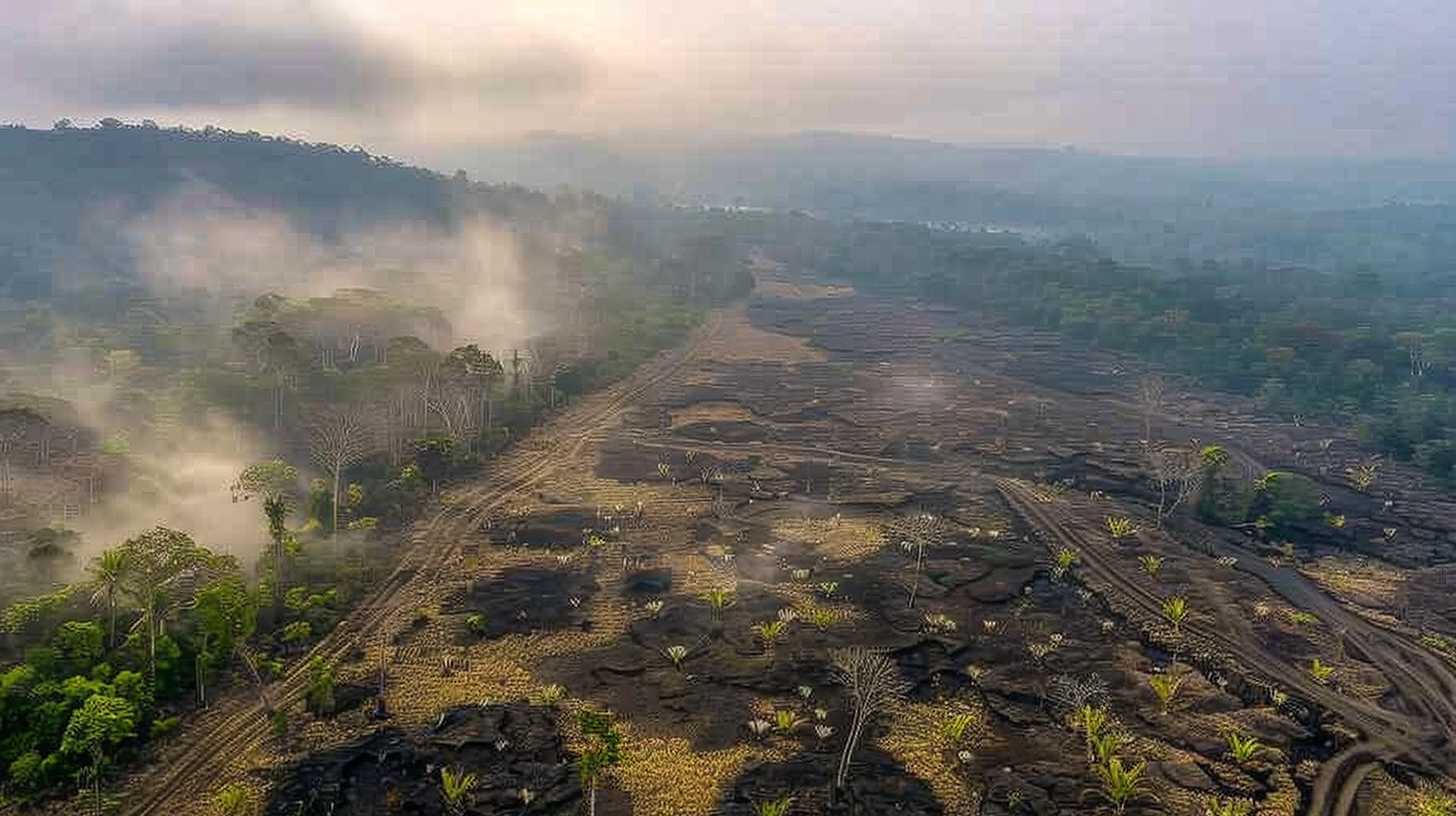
996,478,1456,816
118,311,727,816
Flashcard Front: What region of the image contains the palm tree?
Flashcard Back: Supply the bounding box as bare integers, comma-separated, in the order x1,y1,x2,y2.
439,767,478,816
88,548,127,649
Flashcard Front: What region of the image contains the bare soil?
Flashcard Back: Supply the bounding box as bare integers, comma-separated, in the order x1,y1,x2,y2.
123,267,1456,816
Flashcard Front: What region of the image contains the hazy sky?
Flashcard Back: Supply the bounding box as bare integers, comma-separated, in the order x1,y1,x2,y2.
3,0,1452,159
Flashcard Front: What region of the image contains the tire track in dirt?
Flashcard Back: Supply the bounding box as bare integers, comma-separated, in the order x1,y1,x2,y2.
996,478,1456,816
119,311,728,816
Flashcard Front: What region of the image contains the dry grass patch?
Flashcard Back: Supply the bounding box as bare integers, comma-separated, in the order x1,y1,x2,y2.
879,699,988,815
699,310,827,364
670,401,758,427
610,728,781,816
774,515,886,561
1300,555,1406,611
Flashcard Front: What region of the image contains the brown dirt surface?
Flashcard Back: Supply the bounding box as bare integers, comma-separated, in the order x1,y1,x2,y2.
118,269,1456,816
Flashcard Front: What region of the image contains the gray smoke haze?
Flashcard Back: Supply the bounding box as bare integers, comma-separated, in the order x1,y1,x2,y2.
1,0,1451,158
3,187,549,580
124,184,544,350
0,371,275,575
69,414,274,566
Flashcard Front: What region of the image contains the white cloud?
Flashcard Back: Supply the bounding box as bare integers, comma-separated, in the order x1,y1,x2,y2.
1,0,1451,156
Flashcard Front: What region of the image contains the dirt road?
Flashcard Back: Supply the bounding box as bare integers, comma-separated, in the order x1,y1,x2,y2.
997,478,1456,815
118,311,727,816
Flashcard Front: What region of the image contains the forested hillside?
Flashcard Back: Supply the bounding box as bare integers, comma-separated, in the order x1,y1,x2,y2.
461,131,1456,274
0,122,751,807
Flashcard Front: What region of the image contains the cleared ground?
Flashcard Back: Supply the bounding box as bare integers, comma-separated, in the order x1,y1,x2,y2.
117,266,1456,816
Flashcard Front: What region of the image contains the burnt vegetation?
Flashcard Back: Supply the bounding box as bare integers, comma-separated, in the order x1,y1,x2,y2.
0,120,1453,816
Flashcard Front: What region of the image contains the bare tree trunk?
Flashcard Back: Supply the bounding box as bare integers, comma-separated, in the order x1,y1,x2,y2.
836,709,868,789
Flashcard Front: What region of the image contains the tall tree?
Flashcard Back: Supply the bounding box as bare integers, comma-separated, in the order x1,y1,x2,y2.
0,408,42,503
231,460,298,617
115,527,217,679
305,407,375,537
576,709,623,816
87,548,127,648
1135,375,1167,442
61,695,136,816
446,344,504,439
232,309,306,430
193,575,259,709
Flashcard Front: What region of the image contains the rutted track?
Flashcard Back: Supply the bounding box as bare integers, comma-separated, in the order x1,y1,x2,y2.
997,478,1456,816
119,311,728,816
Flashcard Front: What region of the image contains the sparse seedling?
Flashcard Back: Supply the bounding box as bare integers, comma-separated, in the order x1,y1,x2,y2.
1052,547,1078,579
662,644,690,669
1346,462,1378,493
210,783,258,816
1147,670,1186,715
754,620,788,650
1138,554,1162,577
774,709,806,734
1412,781,1456,816
923,612,957,634
1286,609,1318,627
1089,730,1132,765
1106,516,1138,539
1076,704,1108,750
1092,756,1150,814
439,767,479,816
754,795,794,816
805,606,838,631
1161,595,1189,635
747,718,772,739
465,613,487,637
1202,796,1254,816
940,712,979,745
534,683,565,707
1224,731,1264,763
1310,658,1335,684
702,588,735,618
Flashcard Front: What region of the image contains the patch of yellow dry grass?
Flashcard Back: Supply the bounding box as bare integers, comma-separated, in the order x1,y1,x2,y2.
598,726,786,816
671,401,758,427
1300,555,1406,611
774,515,886,561
878,699,987,815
